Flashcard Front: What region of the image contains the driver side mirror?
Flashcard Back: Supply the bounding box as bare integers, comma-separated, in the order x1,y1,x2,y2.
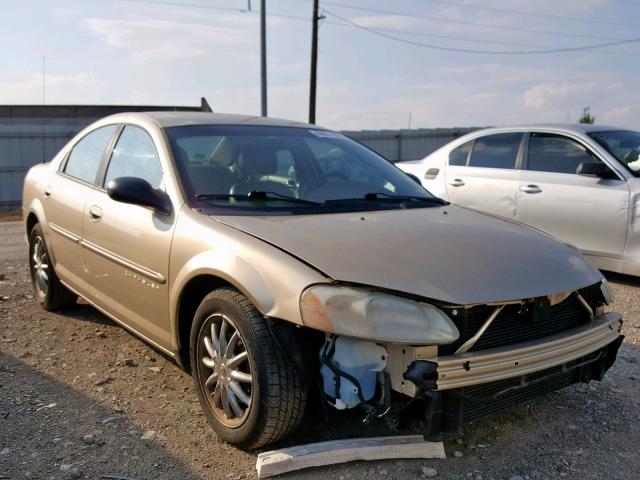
107,177,172,215
576,161,612,178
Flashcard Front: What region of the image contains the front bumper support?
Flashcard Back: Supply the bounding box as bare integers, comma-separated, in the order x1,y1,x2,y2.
402,313,624,440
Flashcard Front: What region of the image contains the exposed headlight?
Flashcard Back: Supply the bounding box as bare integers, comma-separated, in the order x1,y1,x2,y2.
300,285,459,344
600,279,615,305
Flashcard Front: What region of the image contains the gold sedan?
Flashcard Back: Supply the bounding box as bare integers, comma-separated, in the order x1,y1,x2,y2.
22,112,623,449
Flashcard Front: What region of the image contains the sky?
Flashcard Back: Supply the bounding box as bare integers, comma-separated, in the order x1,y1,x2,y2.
0,0,639,131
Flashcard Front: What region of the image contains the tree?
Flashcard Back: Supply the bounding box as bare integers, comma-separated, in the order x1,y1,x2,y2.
579,107,595,124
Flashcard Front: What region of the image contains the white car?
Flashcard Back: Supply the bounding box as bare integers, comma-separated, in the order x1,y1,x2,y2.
398,124,640,276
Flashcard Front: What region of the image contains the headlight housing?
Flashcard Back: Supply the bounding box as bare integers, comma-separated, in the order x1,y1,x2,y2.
300,285,459,344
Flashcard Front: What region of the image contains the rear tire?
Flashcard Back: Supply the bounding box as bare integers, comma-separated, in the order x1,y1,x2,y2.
190,287,307,449
28,224,77,311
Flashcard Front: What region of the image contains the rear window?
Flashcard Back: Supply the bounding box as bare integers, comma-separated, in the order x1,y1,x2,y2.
63,125,118,184
449,141,471,166
468,133,522,169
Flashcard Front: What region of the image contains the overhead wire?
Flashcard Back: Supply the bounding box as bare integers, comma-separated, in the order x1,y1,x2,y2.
116,0,640,55
324,8,640,54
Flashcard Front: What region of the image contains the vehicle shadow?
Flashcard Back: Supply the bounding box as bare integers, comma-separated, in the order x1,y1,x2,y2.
59,300,114,326
602,270,640,288
0,352,202,480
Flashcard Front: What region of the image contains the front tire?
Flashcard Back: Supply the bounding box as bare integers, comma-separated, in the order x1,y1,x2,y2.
28,224,77,311
190,287,307,449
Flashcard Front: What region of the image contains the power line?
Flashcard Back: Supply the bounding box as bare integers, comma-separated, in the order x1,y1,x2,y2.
319,0,626,41
324,8,640,54
114,0,640,55
419,0,640,29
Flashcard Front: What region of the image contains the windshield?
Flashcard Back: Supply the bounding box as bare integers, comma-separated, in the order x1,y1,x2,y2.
166,125,439,213
588,130,640,177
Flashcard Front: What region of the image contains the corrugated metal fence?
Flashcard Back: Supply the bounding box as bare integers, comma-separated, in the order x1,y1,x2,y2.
0,107,481,208
344,127,481,163
0,118,85,207
0,104,204,209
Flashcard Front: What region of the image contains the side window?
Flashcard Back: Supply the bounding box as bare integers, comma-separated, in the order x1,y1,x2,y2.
104,126,163,188
527,133,598,174
63,125,117,184
449,141,471,166
468,133,523,169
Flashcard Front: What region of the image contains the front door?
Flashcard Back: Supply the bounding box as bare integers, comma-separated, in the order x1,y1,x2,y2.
517,132,629,260
82,125,175,347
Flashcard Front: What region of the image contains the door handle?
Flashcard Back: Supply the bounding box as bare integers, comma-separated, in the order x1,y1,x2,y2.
448,178,465,187
44,186,53,198
89,206,103,221
520,184,542,194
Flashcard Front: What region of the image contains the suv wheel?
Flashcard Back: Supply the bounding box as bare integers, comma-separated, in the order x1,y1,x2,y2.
29,224,77,311
190,287,306,449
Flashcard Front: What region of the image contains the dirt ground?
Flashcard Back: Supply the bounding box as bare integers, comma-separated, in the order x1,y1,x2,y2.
1,220,639,480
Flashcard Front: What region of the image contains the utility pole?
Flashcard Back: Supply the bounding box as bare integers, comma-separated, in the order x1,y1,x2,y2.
260,0,267,117
42,56,46,105
308,0,322,124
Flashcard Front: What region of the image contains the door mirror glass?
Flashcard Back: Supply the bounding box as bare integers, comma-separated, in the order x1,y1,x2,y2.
576,161,611,178
107,176,172,215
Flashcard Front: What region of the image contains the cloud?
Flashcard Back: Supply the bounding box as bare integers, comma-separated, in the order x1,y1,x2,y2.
0,73,107,104
523,81,597,109
86,18,252,62
350,15,419,30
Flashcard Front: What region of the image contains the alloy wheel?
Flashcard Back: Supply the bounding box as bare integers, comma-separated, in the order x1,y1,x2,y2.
198,313,253,428
31,236,49,295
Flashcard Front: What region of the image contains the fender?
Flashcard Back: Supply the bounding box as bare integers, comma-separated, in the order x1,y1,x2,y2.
168,208,329,353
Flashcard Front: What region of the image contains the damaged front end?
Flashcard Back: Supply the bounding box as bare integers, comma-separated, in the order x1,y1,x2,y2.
302,281,623,439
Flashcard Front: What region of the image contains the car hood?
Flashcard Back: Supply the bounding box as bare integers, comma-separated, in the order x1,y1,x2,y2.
213,205,602,305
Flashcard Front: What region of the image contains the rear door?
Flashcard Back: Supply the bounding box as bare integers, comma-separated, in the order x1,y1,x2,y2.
445,132,524,218
82,124,176,347
516,132,629,259
45,125,118,296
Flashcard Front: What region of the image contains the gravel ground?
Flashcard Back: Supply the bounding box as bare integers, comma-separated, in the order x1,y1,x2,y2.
1,220,639,480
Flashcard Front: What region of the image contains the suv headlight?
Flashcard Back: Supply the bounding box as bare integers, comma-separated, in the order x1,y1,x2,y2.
300,285,459,344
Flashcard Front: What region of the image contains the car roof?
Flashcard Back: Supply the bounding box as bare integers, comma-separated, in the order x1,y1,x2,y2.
472,123,627,135
105,111,323,129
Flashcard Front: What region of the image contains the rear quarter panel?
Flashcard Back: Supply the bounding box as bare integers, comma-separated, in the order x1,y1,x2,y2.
397,150,449,200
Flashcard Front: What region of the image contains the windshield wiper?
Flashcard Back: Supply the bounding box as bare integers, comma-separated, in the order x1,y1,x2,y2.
324,192,449,205
195,191,321,205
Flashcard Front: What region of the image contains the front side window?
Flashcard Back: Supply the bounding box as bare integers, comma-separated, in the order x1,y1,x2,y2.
166,125,440,214
63,125,118,184
104,126,163,188
527,133,599,174
468,133,522,169
449,141,471,166
588,130,640,177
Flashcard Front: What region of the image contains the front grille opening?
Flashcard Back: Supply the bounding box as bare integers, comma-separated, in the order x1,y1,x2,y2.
439,287,598,355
